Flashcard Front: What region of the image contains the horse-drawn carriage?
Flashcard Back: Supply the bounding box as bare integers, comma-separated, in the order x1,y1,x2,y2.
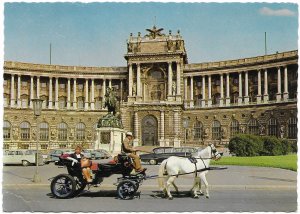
50,153,145,200
50,144,224,200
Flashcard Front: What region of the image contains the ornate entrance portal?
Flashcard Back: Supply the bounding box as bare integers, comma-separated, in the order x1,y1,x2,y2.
142,115,158,146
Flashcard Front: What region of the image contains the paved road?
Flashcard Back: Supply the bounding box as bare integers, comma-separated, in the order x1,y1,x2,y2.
2,161,297,212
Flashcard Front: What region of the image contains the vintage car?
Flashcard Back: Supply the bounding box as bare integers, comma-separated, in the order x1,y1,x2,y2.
84,149,112,160
3,149,45,166
139,147,198,165
46,149,92,164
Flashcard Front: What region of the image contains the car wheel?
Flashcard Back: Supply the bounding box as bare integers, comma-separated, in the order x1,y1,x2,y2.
22,160,30,167
149,159,157,165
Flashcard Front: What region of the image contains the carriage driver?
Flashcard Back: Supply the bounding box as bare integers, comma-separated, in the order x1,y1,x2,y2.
121,132,146,173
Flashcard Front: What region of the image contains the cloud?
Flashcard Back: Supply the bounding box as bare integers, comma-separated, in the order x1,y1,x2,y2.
259,7,296,17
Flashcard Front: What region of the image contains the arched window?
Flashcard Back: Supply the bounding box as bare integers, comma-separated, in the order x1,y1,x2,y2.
288,117,297,139
247,118,259,135
20,122,30,140
58,123,68,141
194,121,203,140
268,118,278,137
76,122,86,141
212,120,221,140
230,119,240,137
3,121,11,140
39,122,49,141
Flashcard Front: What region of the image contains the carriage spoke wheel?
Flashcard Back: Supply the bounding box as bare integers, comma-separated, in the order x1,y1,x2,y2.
50,174,76,199
117,180,137,200
73,175,87,195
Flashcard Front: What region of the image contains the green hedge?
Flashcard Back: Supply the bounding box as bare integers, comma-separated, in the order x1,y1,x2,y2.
228,134,296,157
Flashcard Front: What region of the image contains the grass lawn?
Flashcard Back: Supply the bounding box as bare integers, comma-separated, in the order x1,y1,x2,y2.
211,154,297,171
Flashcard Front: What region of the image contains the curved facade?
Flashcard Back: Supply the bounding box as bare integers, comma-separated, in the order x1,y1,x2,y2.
3,26,298,150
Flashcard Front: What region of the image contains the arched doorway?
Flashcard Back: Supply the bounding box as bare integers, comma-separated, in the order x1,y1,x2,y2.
142,115,158,146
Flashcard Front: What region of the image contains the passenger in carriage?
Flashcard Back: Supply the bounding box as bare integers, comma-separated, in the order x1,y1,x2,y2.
121,132,146,173
68,145,92,183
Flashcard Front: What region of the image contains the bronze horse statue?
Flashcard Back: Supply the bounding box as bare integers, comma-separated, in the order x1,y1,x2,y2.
104,87,118,115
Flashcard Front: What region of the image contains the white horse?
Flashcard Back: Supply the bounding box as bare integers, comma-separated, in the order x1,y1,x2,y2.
158,144,222,200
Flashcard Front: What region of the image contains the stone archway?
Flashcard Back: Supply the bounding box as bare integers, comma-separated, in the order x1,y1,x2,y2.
142,115,158,146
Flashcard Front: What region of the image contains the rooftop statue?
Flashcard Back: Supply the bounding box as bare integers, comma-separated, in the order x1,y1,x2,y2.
146,25,165,39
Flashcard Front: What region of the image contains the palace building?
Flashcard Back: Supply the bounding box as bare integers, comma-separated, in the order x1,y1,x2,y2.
3,26,298,150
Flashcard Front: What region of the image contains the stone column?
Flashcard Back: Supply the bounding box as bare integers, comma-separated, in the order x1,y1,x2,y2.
168,62,173,97
244,71,249,104
36,76,40,99
48,77,53,109
10,74,15,107
128,63,133,96
120,80,123,102
190,76,194,107
257,70,262,104
67,78,71,109
109,79,112,88
238,72,243,105
102,79,106,109
201,76,206,107
137,63,141,99
219,74,224,106
276,67,282,102
55,77,59,109
184,77,187,108
225,73,230,106
159,110,165,146
17,75,21,108
91,79,95,110
263,69,269,102
173,110,181,147
283,66,289,101
30,76,33,108
207,75,212,107
73,78,77,109
176,61,181,96
133,112,139,146
85,79,89,110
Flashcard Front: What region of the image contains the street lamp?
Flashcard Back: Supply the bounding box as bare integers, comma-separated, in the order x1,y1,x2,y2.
182,117,190,145
32,98,43,183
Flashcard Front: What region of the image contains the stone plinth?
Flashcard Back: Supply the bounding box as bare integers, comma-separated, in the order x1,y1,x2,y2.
94,127,126,155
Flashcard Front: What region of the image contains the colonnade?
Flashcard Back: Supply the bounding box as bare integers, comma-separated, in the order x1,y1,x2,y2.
184,66,290,107
8,75,124,110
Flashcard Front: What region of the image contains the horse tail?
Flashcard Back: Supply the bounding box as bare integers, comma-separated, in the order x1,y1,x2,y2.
158,159,168,190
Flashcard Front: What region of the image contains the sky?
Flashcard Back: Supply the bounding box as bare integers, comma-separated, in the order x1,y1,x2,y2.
3,2,299,67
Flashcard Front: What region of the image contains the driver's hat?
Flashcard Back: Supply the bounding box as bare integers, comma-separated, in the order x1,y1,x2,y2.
126,131,133,137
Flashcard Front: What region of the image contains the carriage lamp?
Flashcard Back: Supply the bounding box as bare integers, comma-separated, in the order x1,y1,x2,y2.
32,98,43,183
183,117,190,145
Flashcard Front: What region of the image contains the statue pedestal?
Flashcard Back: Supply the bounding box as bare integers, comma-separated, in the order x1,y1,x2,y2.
95,127,126,155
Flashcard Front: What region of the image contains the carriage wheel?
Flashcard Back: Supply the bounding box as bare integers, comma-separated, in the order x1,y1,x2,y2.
117,180,137,200
73,175,87,195
50,174,76,199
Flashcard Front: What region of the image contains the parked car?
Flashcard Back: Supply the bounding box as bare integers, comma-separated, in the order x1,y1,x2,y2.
46,149,92,164
83,149,112,160
140,147,198,165
3,149,44,166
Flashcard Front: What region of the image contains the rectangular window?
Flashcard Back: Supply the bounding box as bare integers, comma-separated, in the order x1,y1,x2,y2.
22,81,28,87
41,144,48,150
22,99,28,108
3,128,11,140
58,129,67,141
20,144,29,149
39,128,49,141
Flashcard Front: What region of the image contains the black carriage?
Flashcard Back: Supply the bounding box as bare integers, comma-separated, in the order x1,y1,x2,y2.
50,154,145,200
